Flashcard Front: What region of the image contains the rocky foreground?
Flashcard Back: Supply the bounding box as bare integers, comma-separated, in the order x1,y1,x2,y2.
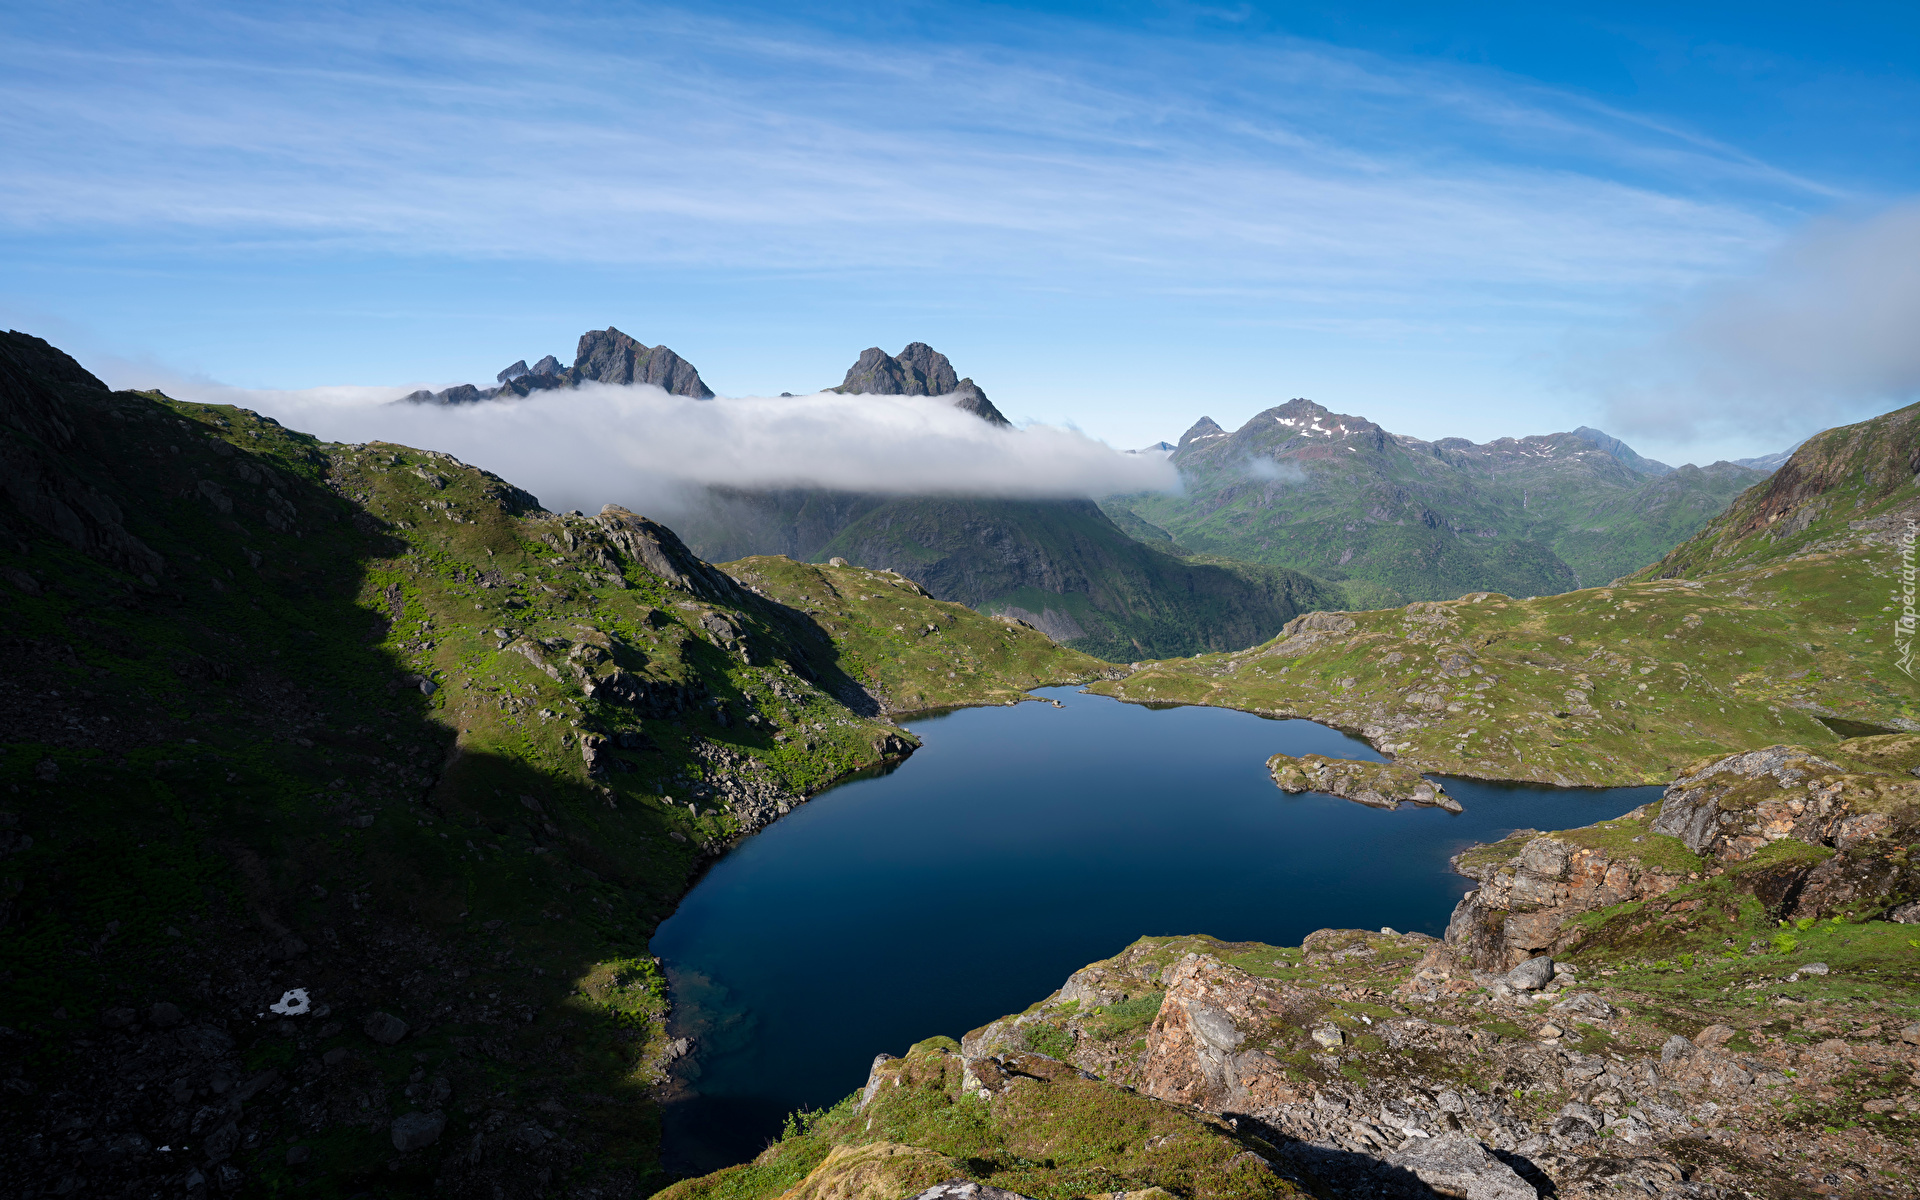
662,735,1920,1199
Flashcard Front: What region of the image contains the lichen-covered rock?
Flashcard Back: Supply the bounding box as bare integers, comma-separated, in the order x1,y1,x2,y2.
1267,753,1459,812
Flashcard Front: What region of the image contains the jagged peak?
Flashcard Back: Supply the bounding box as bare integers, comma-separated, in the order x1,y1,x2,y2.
1177,416,1225,446
831,343,1009,426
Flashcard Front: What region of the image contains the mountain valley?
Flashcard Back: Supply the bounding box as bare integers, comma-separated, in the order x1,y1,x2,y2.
2,327,1913,1200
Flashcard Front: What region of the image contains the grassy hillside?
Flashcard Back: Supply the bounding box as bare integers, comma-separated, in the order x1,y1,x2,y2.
663,483,1346,664
808,496,1344,662
0,332,1102,1197
1104,401,1766,599
1088,401,1919,785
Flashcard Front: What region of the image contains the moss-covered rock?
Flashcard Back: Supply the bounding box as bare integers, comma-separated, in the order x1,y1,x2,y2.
1266,752,1458,811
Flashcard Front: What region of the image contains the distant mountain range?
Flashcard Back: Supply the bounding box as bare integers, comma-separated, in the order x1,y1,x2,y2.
1101,398,1772,601
387,327,1788,654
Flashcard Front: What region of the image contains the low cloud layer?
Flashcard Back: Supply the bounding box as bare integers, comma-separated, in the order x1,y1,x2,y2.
133,375,1178,514
1585,201,1920,446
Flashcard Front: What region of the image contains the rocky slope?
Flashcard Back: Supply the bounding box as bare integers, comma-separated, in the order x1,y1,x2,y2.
665,738,1920,1199
1102,400,1768,599
1089,399,1919,786
0,331,1107,1197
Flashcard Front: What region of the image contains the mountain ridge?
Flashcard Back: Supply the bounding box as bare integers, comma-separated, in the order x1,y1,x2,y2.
404,326,715,404
1106,399,1768,598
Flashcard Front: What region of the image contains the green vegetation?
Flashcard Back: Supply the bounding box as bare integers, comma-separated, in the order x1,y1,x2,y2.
1093,544,1911,784
657,1038,1302,1200
1103,403,1765,601
808,496,1345,662
719,555,1112,711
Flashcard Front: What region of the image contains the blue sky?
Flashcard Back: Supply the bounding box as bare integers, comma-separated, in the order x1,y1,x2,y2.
3,0,1917,463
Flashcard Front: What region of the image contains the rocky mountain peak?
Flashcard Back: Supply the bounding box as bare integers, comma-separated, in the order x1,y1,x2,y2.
571,327,714,399
1177,416,1224,447
832,343,1011,427
835,342,959,397
404,329,715,405
1570,426,1672,476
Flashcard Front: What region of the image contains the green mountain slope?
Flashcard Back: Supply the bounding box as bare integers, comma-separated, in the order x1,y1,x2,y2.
672,489,1343,662
1103,400,1767,599
808,496,1344,662
0,331,1105,1197
1088,402,1920,785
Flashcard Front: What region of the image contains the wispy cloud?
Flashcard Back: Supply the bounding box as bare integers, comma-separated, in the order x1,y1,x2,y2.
0,1,1802,305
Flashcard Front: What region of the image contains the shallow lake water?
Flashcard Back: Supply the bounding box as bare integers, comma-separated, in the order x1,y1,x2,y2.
652,686,1661,1173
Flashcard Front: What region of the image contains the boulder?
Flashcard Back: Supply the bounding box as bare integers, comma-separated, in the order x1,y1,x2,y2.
391,1110,446,1151
363,1011,409,1045
1384,1133,1535,1200
148,1001,184,1028
1500,956,1554,991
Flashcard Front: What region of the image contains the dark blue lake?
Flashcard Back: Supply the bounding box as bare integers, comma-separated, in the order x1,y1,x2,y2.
653,686,1660,1173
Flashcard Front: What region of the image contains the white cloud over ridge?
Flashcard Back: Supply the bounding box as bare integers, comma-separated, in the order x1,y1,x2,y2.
143,375,1178,515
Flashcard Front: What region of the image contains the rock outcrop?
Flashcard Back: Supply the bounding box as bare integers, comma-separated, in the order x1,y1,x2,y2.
402,326,714,405
831,342,1011,427
1440,738,1920,973
1267,752,1459,812
567,327,713,397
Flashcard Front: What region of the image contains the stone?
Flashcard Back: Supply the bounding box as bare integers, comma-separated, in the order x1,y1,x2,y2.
1796,961,1830,975
148,1001,184,1028
1550,1114,1596,1146
1311,1025,1345,1049
390,1110,446,1152
1660,1034,1695,1062
204,1120,240,1161
1900,1023,1920,1046
828,557,849,567
1500,955,1554,991
907,1182,1039,1200
858,1054,897,1110
1694,1023,1736,1048
1384,1132,1535,1200
1548,992,1613,1021
99,1006,136,1028
363,1011,409,1045
285,1145,310,1165
1890,900,1920,923
322,1047,350,1066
